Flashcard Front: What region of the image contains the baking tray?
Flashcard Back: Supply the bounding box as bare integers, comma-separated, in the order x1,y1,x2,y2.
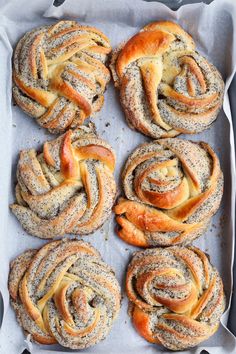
0,0,235,353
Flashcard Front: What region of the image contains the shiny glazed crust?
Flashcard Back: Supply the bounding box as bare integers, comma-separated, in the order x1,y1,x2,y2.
110,21,224,138
114,138,223,247
8,239,121,349
10,123,116,239
13,21,111,133
126,246,225,351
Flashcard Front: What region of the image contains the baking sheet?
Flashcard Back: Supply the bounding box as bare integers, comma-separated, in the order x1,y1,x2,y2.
0,0,236,353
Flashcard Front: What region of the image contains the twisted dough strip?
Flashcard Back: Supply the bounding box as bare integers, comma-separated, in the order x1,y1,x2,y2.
110,21,224,138
13,21,111,133
11,123,116,239
9,239,121,349
126,246,225,351
114,138,223,246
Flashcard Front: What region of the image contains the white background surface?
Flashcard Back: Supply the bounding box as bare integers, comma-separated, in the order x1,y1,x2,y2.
0,0,236,353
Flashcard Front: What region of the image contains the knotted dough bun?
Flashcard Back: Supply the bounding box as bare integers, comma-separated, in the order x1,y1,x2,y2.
11,124,116,239
13,21,111,133
9,239,121,349
126,246,225,350
114,138,223,247
110,21,224,138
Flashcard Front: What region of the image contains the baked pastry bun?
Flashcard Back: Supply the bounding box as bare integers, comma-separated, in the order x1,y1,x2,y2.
13,21,111,133
11,123,116,239
114,138,223,247
126,246,225,351
9,239,121,349
110,21,224,138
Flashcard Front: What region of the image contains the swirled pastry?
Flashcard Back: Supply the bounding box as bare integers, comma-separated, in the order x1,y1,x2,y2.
110,21,224,138
13,21,111,133
114,138,223,246
9,239,121,349
11,123,116,239
126,246,225,351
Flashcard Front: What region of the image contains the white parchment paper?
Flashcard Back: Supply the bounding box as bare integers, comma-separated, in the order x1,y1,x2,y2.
0,0,236,353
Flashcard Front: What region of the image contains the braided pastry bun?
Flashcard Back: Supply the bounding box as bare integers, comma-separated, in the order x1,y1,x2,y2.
126,246,225,351
114,138,223,247
13,21,111,133
9,239,121,349
11,123,116,239
110,21,224,139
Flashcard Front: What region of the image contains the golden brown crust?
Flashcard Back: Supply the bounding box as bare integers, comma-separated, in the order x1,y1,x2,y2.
116,30,175,79
10,124,116,239
110,21,224,138
132,305,160,344
13,20,111,133
143,21,195,49
114,138,223,247
127,246,225,350
9,239,121,349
